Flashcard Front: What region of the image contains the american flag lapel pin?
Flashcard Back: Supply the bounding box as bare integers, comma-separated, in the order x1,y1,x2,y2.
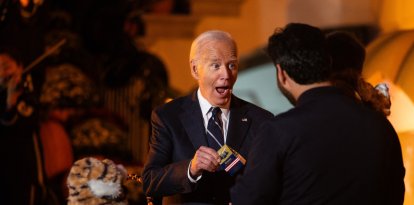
241,118,248,122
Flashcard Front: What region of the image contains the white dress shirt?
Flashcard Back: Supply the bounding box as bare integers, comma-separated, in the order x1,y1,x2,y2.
198,89,230,141
187,89,231,182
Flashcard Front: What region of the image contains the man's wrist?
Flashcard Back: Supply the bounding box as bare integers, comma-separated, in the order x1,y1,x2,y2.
187,160,202,183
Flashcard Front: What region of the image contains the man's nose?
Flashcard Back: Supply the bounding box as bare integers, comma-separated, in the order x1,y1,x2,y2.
219,66,231,79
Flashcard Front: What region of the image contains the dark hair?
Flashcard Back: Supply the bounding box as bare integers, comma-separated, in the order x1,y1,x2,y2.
326,31,391,116
326,31,365,73
267,23,331,84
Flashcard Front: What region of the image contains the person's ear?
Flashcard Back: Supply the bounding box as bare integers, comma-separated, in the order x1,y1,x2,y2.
190,60,199,79
276,64,287,85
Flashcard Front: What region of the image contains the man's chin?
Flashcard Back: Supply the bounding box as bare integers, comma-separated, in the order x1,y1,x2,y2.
285,95,296,106
277,83,296,106
212,96,231,107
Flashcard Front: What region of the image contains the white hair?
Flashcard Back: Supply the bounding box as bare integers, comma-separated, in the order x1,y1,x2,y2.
189,30,237,62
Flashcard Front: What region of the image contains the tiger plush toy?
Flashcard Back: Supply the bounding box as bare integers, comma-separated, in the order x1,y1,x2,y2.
67,157,128,205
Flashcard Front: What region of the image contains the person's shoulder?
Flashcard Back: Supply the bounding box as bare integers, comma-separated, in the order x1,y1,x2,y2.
232,96,273,117
154,94,191,114
361,104,396,130
265,106,302,127
256,108,303,140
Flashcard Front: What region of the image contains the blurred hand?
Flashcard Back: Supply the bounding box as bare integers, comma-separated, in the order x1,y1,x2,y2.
0,54,23,109
0,53,23,90
190,146,221,177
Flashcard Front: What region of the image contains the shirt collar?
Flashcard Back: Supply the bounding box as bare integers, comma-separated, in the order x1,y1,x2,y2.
197,89,230,119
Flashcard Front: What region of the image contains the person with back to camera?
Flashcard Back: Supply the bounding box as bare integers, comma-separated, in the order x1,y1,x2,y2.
230,23,405,205
326,30,391,117
141,30,273,205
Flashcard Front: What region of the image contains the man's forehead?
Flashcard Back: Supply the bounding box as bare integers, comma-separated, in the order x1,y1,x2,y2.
200,42,237,55
200,53,237,63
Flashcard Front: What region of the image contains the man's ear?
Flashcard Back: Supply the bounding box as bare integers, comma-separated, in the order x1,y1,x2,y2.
276,64,287,85
190,60,199,79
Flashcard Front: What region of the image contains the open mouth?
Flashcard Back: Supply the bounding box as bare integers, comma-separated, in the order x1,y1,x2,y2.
216,86,230,95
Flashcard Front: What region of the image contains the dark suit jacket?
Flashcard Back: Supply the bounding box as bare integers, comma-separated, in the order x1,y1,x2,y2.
142,91,273,205
231,86,405,205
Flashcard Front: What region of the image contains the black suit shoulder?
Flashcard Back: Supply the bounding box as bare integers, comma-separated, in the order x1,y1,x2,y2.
152,94,193,121
154,94,189,112
233,96,273,115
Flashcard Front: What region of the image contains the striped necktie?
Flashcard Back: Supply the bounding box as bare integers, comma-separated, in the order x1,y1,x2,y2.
206,107,224,150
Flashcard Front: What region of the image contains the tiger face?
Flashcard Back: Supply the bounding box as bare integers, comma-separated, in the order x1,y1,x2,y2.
67,157,128,205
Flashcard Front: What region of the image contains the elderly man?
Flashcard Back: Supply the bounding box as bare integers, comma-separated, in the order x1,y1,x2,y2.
142,30,273,204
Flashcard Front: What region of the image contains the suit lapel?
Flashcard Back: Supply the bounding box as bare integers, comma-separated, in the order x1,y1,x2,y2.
180,92,208,149
226,96,251,151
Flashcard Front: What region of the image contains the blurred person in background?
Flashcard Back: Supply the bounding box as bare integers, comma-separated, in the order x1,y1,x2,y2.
0,46,45,205
326,30,391,117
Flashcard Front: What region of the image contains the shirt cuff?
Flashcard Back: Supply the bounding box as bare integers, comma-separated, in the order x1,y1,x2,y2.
187,160,202,183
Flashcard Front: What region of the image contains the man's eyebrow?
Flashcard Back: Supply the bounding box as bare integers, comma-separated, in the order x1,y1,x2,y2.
207,58,220,63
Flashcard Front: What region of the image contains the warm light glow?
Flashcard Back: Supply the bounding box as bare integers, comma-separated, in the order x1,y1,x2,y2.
379,0,414,32
364,28,414,205
364,32,414,82
365,78,414,205
164,97,174,104
399,131,414,205
19,0,29,7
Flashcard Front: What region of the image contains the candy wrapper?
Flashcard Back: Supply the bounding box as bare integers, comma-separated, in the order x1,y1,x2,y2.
217,145,246,176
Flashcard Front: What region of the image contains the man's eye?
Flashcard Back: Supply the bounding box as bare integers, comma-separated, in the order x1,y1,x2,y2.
228,63,237,70
212,63,220,69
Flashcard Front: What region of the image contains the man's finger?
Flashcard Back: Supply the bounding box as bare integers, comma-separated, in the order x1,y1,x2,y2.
198,146,220,163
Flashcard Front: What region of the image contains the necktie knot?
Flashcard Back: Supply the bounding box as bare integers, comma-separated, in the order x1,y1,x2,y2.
211,107,222,121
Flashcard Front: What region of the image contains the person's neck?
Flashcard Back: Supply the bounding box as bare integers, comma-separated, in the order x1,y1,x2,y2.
293,81,332,101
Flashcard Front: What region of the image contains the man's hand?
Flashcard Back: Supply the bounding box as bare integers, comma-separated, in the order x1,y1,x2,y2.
0,55,23,110
190,146,221,178
5,73,23,110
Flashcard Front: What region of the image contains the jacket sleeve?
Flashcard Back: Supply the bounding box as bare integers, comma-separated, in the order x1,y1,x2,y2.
141,109,196,197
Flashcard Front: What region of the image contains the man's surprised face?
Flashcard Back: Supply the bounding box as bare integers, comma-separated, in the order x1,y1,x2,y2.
195,40,238,108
